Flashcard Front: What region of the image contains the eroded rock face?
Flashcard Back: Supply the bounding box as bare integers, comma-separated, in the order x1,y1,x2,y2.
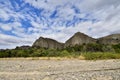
65,32,96,47
32,37,64,49
32,32,120,49
98,34,120,45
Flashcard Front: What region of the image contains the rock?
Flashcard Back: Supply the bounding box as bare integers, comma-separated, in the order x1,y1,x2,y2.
97,34,120,45
65,32,96,47
32,32,120,49
42,77,52,80
32,37,64,49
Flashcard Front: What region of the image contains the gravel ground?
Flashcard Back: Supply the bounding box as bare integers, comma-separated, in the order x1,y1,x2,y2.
0,59,120,80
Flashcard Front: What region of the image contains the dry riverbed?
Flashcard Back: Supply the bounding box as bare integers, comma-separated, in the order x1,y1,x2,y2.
0,58,120,80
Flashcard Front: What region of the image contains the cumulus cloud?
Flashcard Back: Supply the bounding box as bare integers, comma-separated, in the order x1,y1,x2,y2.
0,33,32,49
0,0,120,49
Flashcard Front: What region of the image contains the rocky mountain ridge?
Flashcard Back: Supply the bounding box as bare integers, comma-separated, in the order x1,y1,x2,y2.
33,37,64,49
65,32,96,47
97,34,120,44
32,32,120,49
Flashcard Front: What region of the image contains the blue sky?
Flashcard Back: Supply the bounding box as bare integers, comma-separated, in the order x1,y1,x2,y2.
0,0,120,49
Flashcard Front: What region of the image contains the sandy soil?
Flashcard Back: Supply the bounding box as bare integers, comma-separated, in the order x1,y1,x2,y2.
0,59,120,80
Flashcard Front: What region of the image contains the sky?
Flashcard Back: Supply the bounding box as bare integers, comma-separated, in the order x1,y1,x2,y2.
0,0,120,49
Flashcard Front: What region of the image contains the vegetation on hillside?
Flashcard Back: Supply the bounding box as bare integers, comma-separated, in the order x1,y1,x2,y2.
0,43,120,60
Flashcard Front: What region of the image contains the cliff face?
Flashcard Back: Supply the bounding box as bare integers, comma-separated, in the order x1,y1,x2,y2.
98,34,120,44
32,37,64,49
65,32,96,47
32,32,120,49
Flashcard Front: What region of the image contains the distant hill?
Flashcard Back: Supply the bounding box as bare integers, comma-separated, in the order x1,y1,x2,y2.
0,32,120,58
65,32,96,47
98,34,120,44
32,32,120,49
32,37,64,49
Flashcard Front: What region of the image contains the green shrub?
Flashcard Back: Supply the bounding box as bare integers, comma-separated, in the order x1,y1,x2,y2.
85,43,103,52
83,52,120,60
15,50,29,57
0,43,120,59
46,49,60,57
60,50,70,57
112,44,120,53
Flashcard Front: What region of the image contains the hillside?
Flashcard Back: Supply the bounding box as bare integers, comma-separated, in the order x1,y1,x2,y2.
0,32,120,59
32,32,120,48
32,37,64,49
65,32,96,47
98,34,120,44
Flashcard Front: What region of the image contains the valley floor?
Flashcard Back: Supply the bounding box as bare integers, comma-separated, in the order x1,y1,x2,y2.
0,59,120,80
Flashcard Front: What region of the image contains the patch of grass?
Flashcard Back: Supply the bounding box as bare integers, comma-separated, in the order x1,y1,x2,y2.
82,52,120,60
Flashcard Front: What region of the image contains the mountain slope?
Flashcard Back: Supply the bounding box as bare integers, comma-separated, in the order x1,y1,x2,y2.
98,34,120,44
32,37,64,49
32,32,120,49
65,32,96,47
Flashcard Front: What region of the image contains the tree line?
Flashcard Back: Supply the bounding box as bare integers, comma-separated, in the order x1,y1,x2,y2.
0,43,120,59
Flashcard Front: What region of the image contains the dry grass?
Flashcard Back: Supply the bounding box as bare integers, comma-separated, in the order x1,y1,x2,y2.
1,52,119,60
0,56,85,60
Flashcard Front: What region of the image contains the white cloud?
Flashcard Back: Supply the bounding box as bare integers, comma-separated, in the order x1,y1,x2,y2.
0,24,12,31
0,0,120,49
0,33,31,49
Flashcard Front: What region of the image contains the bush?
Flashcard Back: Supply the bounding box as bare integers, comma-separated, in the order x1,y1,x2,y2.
0,43,120,59
60,50,70,57
112,44,120,53
83,52,120,60
0,50,11,58
85,43,103,52
15,50,29,57
46,49,60,57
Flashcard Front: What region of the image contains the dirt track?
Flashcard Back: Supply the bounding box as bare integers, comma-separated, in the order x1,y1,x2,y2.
0,59,120,80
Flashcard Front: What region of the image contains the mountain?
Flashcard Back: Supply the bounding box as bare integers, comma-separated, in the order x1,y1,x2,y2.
65,32,96,47
98,34,120,44
32,32,120,49
32,37,64,49
15,46,30,50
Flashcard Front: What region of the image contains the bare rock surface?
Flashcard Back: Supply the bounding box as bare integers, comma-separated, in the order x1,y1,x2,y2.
33,37,64,49
0,59,120,80
32,32,120,49
98,34,120,44
65,32,96,47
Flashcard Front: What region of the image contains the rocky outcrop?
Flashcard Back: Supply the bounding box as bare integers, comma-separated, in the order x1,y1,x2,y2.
32,37,64,49
32,32,120,49
65,32,96,47
97,34,120,45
